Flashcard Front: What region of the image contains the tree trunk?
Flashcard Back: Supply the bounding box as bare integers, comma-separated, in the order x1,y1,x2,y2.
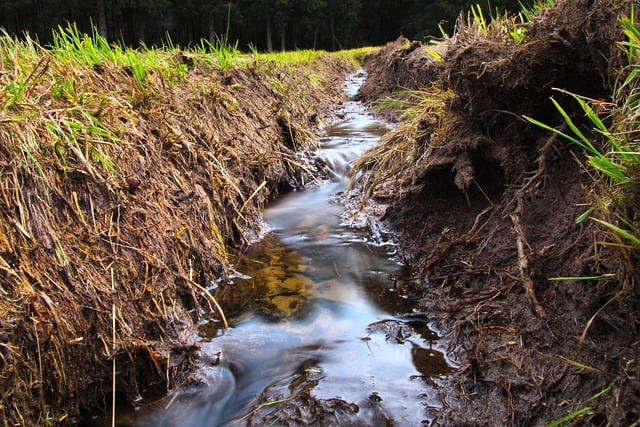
330,15,335,51
280,24,285,51
208,12,216,43
96,0,108,38
135,13,146,45
266,14,273,52
291,20,297,50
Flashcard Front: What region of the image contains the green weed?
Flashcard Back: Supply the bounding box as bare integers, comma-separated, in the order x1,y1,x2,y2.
518,0,556,22
470,4,488,34
425,47,444,62
546,386,611,427
526,92,639,247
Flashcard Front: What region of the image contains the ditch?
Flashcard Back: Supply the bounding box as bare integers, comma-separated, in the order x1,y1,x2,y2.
110,72,454,426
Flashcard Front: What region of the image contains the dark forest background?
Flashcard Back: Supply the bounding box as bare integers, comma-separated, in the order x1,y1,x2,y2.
0,0,532,51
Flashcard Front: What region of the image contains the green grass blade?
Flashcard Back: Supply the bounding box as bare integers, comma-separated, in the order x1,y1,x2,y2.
549,97,603,158
547,406,591,427
591,218,640,245
588,156,628,182
523,115,585,147
575,207,595,223
548,274,614,281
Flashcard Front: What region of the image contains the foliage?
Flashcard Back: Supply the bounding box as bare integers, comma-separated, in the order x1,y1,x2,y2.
445,2,537,44
518,0,556,22
447,1,557,43
329,46,379,68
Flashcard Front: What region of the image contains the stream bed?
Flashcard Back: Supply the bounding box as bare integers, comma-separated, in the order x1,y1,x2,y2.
118,72,454,426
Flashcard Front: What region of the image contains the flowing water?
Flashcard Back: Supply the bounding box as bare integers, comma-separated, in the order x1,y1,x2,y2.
114,72,453,426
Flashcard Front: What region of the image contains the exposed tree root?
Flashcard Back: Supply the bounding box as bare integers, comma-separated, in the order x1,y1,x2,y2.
510,203,546,318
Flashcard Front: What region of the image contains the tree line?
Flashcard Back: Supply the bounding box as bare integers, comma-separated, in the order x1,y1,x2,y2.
0,0,531,51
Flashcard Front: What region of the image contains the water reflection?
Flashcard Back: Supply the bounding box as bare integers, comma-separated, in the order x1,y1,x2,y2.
119,72,454,426
218,233,314,320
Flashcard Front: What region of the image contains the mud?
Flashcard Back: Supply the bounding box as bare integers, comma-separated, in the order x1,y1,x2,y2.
351,0,640,425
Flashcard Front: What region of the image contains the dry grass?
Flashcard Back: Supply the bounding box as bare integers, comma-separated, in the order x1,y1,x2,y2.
349,86,456,201
0,28,354,424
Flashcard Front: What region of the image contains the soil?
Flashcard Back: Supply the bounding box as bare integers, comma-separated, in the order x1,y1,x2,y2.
351,0,640,425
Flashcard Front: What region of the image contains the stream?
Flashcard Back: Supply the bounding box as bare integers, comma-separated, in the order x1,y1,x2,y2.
116,71,454,426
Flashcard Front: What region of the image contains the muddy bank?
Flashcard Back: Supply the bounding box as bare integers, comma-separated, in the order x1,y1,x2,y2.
351,0,639,425
0,45,356,424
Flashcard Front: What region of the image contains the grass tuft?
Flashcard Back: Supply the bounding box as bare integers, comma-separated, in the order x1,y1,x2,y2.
349,86,454,199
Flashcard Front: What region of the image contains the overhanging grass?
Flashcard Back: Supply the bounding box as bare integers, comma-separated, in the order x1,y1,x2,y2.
332,46,380,68
349,86,455,200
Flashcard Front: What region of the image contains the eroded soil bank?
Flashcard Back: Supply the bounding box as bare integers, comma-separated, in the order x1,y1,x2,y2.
3,1,640,424
351,0,639,425
0,49,358,424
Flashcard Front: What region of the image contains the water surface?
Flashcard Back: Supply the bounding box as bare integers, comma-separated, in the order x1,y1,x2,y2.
121,72,453,426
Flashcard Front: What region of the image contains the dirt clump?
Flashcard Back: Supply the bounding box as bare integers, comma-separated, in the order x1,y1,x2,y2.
0,46,354,425
357,36,445,120
351,0,639,425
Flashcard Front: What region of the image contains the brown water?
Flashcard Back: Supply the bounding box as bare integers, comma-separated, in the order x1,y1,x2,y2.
113,72,454,426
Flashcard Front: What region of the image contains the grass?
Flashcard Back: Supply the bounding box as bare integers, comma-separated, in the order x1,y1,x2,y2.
458,1,557,43
519,0,556,22
49,22,244,77
247,46,377,72
1,22,344,186
253,48,325,66
349,86,455,199
332,46,380,68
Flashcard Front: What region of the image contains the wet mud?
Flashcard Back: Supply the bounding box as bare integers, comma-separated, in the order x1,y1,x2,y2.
351,0,639,425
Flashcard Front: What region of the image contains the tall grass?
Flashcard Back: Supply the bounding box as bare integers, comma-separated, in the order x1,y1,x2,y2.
192,37,241,70
50,22,242,77
518,0,556,22
461,1,557,43
457,2,550,43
